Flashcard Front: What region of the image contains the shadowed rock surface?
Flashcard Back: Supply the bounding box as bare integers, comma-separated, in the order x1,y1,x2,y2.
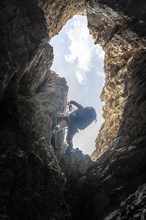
0,0,146,219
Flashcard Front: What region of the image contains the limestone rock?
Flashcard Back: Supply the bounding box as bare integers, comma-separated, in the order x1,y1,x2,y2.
0,1,69,218
117,184,146,220
0,0,48,100
37,0,86,38
88,0,146,159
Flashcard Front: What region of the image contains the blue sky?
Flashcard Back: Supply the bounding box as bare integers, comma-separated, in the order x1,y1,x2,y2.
50,15,105,155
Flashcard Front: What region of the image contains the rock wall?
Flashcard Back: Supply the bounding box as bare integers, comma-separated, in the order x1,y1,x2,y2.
88,0,146,159
0,1,69,219
0,0,146,219
75,0,146,219
37,0,86,38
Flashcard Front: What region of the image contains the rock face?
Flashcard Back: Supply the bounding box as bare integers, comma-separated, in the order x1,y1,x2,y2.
0,1,69,219
37,0,86,38
89,0,146,159
0,0,146,220
117,184,146,220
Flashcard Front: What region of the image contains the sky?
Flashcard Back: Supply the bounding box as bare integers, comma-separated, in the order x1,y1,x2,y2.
50,15,105,155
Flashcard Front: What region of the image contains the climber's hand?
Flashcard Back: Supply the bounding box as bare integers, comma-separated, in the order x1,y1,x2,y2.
67,101,73,111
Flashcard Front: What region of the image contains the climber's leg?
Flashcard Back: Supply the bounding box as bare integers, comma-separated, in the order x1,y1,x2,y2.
58,119,68,129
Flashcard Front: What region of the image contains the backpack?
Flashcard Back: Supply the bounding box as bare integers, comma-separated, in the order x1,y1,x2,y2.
71,107,97,130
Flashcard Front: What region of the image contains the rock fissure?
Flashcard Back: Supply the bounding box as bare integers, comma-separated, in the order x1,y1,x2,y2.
0,0,146,219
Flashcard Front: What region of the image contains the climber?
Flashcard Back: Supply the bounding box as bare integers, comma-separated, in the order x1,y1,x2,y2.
55,100,97,155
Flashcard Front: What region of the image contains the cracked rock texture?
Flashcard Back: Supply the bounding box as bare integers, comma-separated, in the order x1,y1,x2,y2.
117,184,146,220
37,0,86,38
0,0,146,219
89,0,146,159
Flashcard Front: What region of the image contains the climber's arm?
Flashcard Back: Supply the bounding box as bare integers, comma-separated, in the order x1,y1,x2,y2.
70,100,83,111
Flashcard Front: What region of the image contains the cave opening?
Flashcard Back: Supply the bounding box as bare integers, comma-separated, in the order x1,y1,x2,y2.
50,15,105,155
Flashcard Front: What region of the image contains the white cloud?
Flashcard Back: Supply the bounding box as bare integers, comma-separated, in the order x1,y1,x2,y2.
64,16,104,85
75,70,86,84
